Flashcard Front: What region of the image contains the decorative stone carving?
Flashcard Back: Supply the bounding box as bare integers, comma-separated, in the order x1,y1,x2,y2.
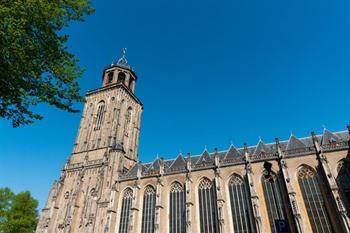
185,153,193,233
154,163,164,233
275,138,304,233
214,150,225,233
311,132,350,232
244,144,262,233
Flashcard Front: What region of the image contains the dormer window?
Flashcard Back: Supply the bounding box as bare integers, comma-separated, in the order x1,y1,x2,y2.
118,72,126,84
107,72,114,83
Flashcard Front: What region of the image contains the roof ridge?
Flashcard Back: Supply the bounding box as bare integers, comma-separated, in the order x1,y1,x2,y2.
136,129,348,165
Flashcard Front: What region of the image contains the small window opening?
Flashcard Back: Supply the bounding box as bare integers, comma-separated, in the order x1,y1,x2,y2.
107,72,114,83
118,72,126,84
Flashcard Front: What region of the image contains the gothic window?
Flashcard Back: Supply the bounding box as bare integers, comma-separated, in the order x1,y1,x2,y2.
262,172,292,233
298,166,334,233
107,72,114,83
124,107,132,136
337,160,350,211
118,72,126,84
94,101,105,131
198,178,219,233
119,188,133,233
141,185,156,233
228,175,252,233
169,182,185,233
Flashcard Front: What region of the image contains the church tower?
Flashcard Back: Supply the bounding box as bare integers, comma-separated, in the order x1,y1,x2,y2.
36,50,143,233
73,48,142,163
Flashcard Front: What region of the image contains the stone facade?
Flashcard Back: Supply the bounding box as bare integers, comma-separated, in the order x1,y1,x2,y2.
37,54,350,233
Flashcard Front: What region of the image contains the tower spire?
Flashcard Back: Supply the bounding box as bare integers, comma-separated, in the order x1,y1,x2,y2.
117,48,128,67
122,48,127,58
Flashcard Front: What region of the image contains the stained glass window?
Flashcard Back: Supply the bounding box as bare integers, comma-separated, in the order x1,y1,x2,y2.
298,166,334,233
228,175,252,233
119,188,133,233
337,160,350,212
141,185,156,233
169,182,185,233
262,172,292,233
198,178,218,233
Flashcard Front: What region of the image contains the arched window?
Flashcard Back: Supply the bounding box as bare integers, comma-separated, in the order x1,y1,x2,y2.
124,107,132,136
94,101,105,130
262,172,292,233
141,185,156,233
169,182,185,233
198,178,219,233
228,175,252,233
119,188,133,233
107,72,114,83
337,160,350,212
298,166,334,233
118,72,126,84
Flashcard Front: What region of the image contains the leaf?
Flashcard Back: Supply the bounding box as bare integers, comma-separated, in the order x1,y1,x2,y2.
0,0,94,127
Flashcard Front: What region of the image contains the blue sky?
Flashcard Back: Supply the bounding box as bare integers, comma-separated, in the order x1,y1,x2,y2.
1,0,350,209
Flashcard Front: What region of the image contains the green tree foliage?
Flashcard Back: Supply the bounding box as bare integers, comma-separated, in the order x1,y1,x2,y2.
0,188,39,233
0,0,94,127
0,188,14,218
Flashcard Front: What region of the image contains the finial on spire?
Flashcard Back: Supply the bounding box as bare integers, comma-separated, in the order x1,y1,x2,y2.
243,142,248,151
122,48,127,59
116,48,129,67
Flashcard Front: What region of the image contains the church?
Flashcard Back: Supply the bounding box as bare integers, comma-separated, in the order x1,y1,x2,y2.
36,51,350,233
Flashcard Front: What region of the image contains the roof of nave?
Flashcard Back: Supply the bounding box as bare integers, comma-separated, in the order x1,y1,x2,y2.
120,128,350,180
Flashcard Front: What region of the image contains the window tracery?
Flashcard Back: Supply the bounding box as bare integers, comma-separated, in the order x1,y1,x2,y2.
198,178,219,233
298,166,334,233
119,188,133,233
228,174,252,233
94,101,105,131
169,182,185,233
337,160,350,212
141,185,156,233
262,172,292,233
